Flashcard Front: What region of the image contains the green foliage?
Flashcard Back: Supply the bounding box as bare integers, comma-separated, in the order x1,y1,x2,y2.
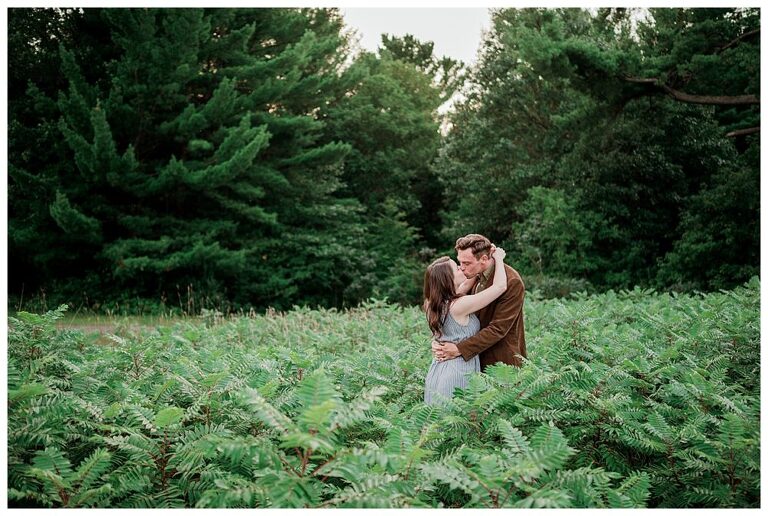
434,7,759,293
8,7,759,309
9,8,461,311
342,200,424,306
9,8,380,310
323,32,457,249
511,186,600,281
48,190,102,243
658,141,759,290
8,280,759,507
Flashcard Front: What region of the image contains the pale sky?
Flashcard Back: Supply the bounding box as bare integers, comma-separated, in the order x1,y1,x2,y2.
341,8,492,65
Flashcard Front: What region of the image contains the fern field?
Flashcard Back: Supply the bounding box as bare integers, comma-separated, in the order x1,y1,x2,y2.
7,279,760,508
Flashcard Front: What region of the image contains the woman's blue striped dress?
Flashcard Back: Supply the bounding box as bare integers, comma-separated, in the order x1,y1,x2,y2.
424,311,481,405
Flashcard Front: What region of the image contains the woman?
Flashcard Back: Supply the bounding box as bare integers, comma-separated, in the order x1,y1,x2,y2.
422,246,507,405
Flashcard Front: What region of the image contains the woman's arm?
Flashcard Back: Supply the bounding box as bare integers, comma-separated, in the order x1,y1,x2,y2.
456,275,478,296
450,248,507,318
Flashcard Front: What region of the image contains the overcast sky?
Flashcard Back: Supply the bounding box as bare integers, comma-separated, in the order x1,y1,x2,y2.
341,8,492,65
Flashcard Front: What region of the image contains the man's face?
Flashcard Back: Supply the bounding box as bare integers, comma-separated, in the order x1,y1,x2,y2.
457,248,489,279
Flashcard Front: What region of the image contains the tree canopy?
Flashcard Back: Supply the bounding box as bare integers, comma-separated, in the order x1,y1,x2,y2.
8,7,760,312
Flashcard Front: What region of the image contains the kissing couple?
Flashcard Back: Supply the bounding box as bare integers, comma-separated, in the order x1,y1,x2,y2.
422,233,526,405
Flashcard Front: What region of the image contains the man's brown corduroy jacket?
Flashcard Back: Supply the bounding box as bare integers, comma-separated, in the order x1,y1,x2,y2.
456,263,526,370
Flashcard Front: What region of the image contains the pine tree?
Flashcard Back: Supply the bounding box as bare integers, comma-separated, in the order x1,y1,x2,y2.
10,8,367,310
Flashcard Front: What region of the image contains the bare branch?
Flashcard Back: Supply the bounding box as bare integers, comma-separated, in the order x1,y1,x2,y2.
624,77,658,85
725,126,760,138
718,27,760,54
624,76,760,106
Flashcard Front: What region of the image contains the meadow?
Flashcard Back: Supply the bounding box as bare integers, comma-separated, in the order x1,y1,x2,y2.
7,279,760,508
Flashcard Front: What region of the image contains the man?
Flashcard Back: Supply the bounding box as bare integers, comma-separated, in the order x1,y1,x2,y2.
432,234,526,370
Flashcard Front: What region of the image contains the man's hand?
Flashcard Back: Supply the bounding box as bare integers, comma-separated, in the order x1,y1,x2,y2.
431,339,461,361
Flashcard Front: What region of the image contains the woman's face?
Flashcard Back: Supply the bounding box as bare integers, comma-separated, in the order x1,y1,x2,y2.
450,259,465,288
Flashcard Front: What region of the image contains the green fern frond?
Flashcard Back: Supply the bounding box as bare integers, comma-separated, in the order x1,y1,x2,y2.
332,493,411,508
121,485,186,508
596,445,632,474
538,466,615,507
471,453,505,484
71,448,112,493
279,429,336,454
419,462,480,503
327,474,413,508
104,464,153,500
331,385,387,430
8,486,50,506
643,411,675,442
616,425,666,453
101,434,157,464
496,419,530,455
321,454,375,486
155,406,185,429
298,399,337,432
519,371,561,401
31,447,74,481
333,444,405,474
606,490,635,508
241,387,295,434
296,369,339,408
253,473,323,508
718,412,747,441
403,403,443,435
483,362,526,385
195,473,266,508
513,487,573,508
69,482,114,507
8,382,49,404
27,467,71,499
519,406,565,423
169,424,230,478
526,444,575,474
124,405,157,433
712,393,745,416
615,471,650,507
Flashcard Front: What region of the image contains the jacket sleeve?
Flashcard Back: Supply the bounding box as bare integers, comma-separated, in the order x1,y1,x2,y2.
456,275,524,361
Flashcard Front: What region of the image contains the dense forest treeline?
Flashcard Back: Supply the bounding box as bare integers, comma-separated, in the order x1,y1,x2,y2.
8,7,760,313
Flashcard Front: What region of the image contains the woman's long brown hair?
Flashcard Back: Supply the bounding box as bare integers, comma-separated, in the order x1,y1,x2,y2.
423,256,459,338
